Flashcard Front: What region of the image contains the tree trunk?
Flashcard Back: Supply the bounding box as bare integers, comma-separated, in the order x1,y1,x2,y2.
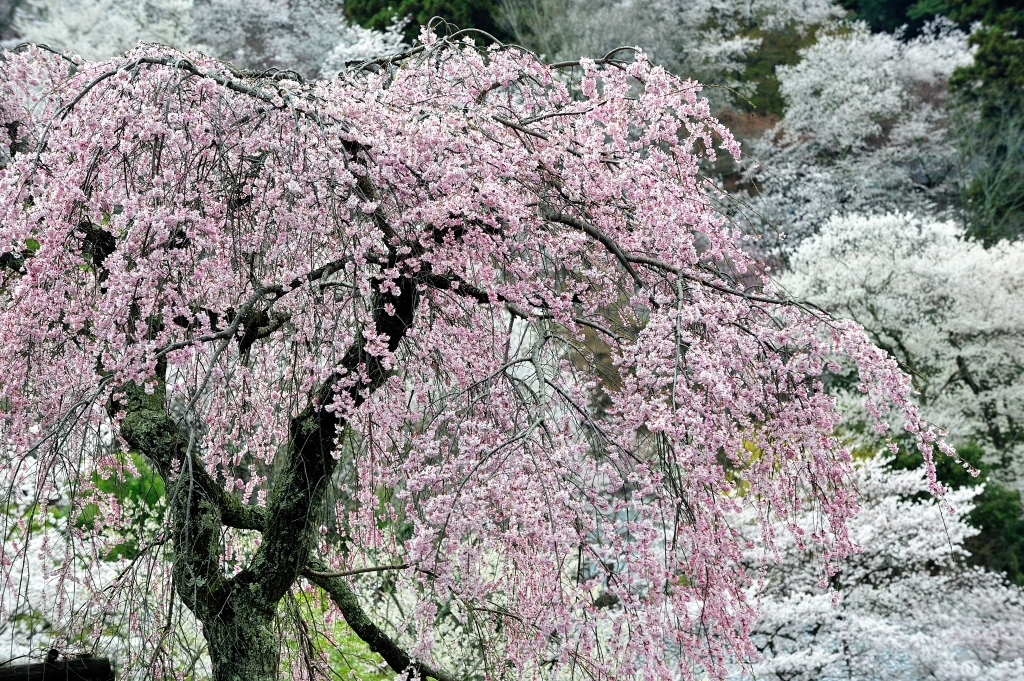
117,267,421,681
201,595,279,681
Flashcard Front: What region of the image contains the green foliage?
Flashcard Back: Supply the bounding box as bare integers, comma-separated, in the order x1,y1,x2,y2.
952,26,1024,105
77,452,166,561
907,0,954,22
836,0,1022,36
322,626,393,680
943,1,1024,241
282,589,393,681
953,102,1024,243
738,27,819,115
964,481,1024,585
947,2,1024,111
944,0,1024,29
92,452,166,507
345,0,509,43
835,0,933,34
888,438,986,490
889,441,1024,585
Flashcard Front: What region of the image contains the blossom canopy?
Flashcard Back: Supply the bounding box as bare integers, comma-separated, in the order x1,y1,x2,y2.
0,32,947,681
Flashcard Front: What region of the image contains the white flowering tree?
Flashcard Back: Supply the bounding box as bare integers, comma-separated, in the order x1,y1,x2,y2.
189,0,407,78
744,20,973,247
780,213,1024,487
3,0,195,60
2,0,407,77
741,455,1024,681
499,0,839,102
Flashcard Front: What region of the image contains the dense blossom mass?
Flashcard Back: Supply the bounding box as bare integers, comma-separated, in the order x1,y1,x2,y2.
782,213,1024,488
744,456,1024,681
1,30,949,680
744,20,973,248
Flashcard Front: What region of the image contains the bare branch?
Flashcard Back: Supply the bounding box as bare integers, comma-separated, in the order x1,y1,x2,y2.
303,563,409,579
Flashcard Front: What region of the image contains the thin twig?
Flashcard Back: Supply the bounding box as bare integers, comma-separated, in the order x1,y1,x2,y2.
303,563,410,579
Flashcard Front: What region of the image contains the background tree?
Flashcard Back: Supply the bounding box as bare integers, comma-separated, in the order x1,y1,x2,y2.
889,441,1024,586
0,0,408,78
837,0,1024,242
497,0,840,109
345,0,506,43
951,102,1024,244
780,213,1024,478
742,455,1024,681
780,212,1024,586
0,33,942,681
189,0,408,77
0,0,21,41
4,0,195,60
740,21,971,249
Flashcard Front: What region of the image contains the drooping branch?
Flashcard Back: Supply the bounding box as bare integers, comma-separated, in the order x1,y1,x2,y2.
117,372,227,616
58,54,298,123
541,209,645,288
240,263,421,605
304,562,458,681
543,209,796,306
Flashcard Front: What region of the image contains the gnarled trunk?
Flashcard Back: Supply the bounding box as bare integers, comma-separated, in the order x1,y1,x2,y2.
201,594,279,681
117,277,422,681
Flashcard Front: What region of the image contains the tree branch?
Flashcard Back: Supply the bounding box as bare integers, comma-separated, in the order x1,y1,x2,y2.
541,210,646,288
118,374,225,616
243,259,420,604
303,563,409,578
304,563,458,681
542,209,793,306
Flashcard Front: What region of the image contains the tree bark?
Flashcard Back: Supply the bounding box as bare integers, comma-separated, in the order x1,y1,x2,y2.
201,595,279,681
117,268,422,680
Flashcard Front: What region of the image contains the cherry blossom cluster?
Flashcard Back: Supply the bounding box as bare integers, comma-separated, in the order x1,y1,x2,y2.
782,213,1024,490
740,455,1024,681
